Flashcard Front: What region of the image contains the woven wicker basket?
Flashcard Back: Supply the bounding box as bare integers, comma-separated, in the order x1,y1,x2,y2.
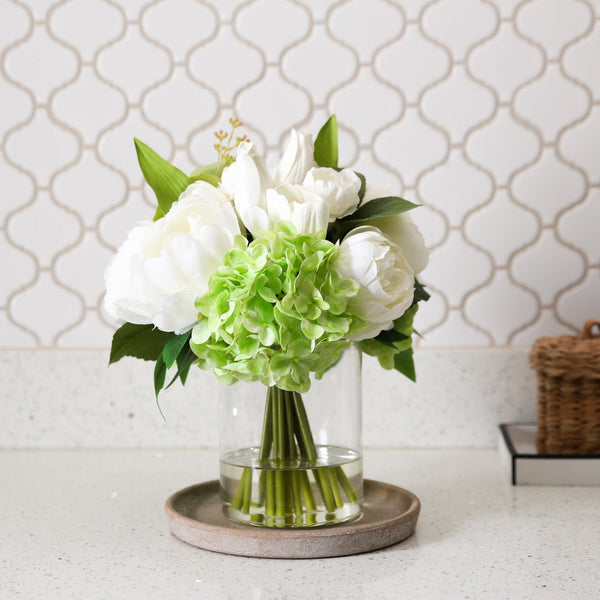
530,320,600,455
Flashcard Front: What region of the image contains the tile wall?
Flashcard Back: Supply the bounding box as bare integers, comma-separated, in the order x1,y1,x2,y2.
1,0,599,349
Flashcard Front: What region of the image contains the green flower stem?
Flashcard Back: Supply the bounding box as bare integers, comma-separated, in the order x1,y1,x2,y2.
271,390,285,517
284,393,298,460
257,388,274,507
283,394,305,517
272,390,280,462
291,391,337,513
257,470,266,507
275,470,285,517
328,469,344,509
227,385,358,526
275,389,285,463
291,470,304,516
336,466,358,503
315,470,336,513
242,467,252,513
259,389,274,462
291,391,317,462
299,470,317,525
230,469,247,511
265,469,275,515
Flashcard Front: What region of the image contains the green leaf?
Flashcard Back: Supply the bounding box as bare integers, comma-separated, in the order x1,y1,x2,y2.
376,329,410,347
393,304,418,336
189,163,218,179
166,345,197,389
189,163,220,187
359,338,396,370
134,138,191,215
412,278,430,305
340,196,419,226
177,348,197,386
356,171,366,202
109,323,175,365
162,332,191,369
314,115,338,168
153,205,165,221
154,354,167,398
394,348,416,382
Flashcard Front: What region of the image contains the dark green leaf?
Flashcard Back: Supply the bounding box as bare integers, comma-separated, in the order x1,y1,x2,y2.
177,357,194,386
340,196,419,225
394,348,416,382
325,220,344,244
166,345,197,389
154,353,167,398
162,332,191,369
375,329,409,347
412,278,430,305
314,115,338,168
109,323,175,365
134,138,191,215
356,171,366,202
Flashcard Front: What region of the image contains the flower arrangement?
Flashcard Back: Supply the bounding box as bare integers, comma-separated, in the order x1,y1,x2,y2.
105,116,429,527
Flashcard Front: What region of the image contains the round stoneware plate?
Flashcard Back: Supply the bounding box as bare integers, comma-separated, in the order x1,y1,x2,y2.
165,479,420,559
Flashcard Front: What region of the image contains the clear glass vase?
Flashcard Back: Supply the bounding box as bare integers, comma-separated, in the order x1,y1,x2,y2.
219,345,363,528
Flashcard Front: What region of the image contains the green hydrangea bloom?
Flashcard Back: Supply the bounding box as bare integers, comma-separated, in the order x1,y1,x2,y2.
190,222,364,392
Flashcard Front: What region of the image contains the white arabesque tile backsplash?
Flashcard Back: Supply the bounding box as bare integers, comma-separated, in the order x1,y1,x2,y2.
1,0,599,349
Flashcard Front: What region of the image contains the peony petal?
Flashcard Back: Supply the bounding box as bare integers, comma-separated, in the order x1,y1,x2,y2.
156,291,198,333
104,182,243,332
362,184,428,275
336,225,415,341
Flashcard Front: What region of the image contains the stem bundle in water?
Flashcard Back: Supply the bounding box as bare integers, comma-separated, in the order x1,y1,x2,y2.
224,386,361,527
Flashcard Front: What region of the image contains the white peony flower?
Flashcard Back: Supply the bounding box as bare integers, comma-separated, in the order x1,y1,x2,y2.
362,184,428,274
273,129,316,186
303,167,361,221
335,226,415,340
104,181,243,334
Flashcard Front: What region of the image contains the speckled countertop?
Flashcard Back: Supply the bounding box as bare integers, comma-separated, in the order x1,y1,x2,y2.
2,448,599,600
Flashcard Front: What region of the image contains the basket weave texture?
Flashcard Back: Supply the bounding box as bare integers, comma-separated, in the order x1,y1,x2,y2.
530,320,600,455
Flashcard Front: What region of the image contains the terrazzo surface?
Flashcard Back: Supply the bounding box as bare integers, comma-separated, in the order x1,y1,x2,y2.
2,448,599,599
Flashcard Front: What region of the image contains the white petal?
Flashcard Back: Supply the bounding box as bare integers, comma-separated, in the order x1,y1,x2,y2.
274,129,316,186
371,213,429,274
335,225,415,340
266,188,292,224
291,201,329,235
156,291,198,333
362,184,392,203
303,167,360,220
104,188,244,332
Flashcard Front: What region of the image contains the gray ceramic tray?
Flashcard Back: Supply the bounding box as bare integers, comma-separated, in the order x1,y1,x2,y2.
165,479,420,558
